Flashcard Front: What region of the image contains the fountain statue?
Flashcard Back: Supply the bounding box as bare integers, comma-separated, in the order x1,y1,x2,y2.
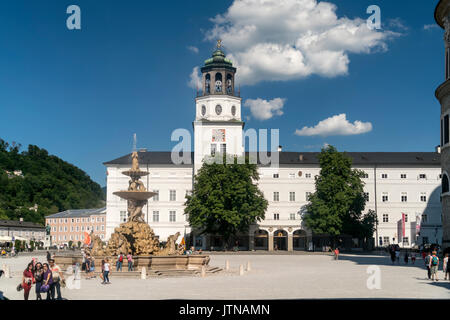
89,151,183,257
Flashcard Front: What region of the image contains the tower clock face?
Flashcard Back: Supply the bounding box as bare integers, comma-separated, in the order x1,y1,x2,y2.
212,129,226,142
215,105,222,115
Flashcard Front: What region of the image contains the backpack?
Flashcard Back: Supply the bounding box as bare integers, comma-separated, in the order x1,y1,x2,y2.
432,256,439,266
119,255,123,262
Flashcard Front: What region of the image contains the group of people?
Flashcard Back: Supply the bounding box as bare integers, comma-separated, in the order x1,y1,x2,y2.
19,254,64,300
424,251,450,281
115,252,134,272
388,246,416,264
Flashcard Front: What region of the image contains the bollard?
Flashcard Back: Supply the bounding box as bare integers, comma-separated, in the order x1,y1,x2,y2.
239,264,244,276
201,266,206,278
4,265,10,278
141,267,146,280
225,260,230,271
246,261,251,272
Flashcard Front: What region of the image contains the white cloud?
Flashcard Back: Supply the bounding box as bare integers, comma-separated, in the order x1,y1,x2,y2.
187,46,199,54
244,98,286,121
295,113,372,137
188,66,202,90
205,0,400,85
424,24,439,31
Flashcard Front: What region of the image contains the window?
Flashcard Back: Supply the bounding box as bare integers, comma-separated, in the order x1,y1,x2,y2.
403,237,409,245
211,144,217,156
273,192,280,202
273,173,279,179
400,174,407,179
220,144,226,154
445,114,449,145
101,225,104,231
96,226,99,231
170,190,177,201
289,192,296,202
71,219,74,223
120,211,127,223
64,219,68,223
362,173,369,179
306,192,312,200
422,237,429,244
305,173,312,179
64,226,67,232
421,214,428,223
404,214,408,223
401,193,407,202
153,190,159,201
153,211,159,222
71,226,74,232
383,214,389,223
382,193,388,202
169,211,176,222
383,236,390,245
419,174,427,179
289,213,296,220
381,174,388,179
273,213,280,220
420,193,427,202
364,192,369,201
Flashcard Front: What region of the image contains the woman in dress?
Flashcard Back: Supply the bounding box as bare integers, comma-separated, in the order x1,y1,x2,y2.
22,262,35,300
34,262,44,300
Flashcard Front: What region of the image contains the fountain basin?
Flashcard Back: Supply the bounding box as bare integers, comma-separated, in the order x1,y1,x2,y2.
113,191,157,201
54,254,210,271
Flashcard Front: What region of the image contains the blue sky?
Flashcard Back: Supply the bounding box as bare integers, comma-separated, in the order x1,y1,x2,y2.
0,0,444,186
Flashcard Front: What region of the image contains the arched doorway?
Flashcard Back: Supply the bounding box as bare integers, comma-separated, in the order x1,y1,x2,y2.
293,230,307,251
274,230,287,251
254,229,268,250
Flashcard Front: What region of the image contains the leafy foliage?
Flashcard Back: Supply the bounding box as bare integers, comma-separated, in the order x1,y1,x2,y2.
0,138,105,225
303,145,378,239
185,155,268,246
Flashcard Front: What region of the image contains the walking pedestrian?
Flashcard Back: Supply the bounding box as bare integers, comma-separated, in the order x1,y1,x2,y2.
46,251,51,263
85,255,91,279
334,248,339,260
395,248,400,264
89,256,96,279
127,252,133,271
34,262,44,300
443,253,449,280
404,251,409,264
116,253,124,272
411,252,416,264
22,263,34,300
425,251,432,280
103,258,111,284
429,251,440,281
49,258,64,300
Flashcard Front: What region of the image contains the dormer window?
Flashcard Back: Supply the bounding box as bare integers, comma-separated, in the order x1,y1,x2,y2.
231,105,236,116
201,105,206,116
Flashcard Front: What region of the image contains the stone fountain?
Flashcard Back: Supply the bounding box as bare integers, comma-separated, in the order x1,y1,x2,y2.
54,151,210,273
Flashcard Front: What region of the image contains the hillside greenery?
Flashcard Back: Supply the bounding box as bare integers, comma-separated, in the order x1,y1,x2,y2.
0,139,105,225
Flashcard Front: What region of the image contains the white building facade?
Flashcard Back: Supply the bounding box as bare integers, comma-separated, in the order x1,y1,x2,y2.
104,47,442,250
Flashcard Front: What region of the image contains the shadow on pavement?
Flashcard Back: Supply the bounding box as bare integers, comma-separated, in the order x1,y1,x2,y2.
338,254,430,270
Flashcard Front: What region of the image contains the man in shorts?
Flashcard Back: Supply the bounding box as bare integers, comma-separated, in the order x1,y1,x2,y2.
429,251,440,282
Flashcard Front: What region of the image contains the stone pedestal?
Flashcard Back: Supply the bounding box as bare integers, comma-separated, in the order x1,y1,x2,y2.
287,234,293,252
248,235,255,251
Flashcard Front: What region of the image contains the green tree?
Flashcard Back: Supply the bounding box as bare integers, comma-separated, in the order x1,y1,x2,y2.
304,145,375,242
185,155,268,248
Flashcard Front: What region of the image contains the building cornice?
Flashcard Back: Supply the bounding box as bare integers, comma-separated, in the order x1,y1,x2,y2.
435,0,450,29
435,78,450,103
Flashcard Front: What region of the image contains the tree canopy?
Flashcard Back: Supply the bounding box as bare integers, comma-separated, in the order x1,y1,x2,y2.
0,139,105,225
303,145,378,240
185,155,268,246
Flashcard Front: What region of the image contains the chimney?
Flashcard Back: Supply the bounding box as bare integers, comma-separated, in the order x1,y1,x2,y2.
299,154,304,161
278,145,283,152
436,145,441,154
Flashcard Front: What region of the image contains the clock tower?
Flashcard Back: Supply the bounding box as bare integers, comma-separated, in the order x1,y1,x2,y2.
193,41,244,173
